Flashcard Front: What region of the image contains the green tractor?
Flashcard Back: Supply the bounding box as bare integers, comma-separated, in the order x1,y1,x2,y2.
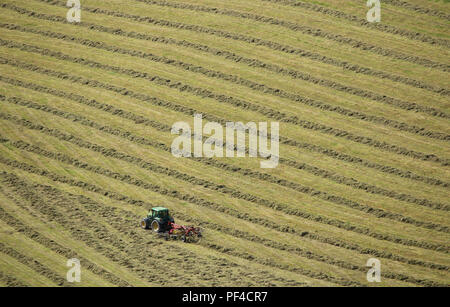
140,207,174,233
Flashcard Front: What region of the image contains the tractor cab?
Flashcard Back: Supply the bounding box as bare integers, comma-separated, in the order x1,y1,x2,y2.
141,207,174,232
148,207,171,221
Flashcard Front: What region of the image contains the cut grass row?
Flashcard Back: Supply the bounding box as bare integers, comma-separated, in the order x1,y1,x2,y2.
1,73,448,230
377,0,450,20
0,268,30,287
1,95,449,245
1,25,448,144
2,46,449,182
0,14,450,161
1,52,448,201
2,115,449,255
1,158,447,286
0,127,450,280
258,0,450,37
132,0,450,49
0,166,442,287
2,44,449,169
0,202,132,286
0,242,74,287
2,94,449,245
6,1,449,118
2,92,446,214
22,0,450,94
2,73,446,209
0,251,46,287
0,172,343,286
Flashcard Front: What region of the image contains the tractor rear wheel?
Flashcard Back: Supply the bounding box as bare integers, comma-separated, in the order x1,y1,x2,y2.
141,219,149,229
151,220,161,233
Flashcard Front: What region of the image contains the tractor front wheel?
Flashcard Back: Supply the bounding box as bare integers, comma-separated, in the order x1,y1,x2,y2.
151,220,161,233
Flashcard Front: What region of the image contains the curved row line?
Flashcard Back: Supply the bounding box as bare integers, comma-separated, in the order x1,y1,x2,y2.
1,103,447,254
2,55,448,183
19,2,449,95
3,8,448,120
0,126,448,254
0,271,29,287
2,38,449,159
0,198,130,287
0,157,446,273
381,0,450,20
136,0,450,55
1,51,448,167
2,93,448,232
260,0,450,46
8,93,447,212
51,183,446,287
169,205,449,285
0,71,448,201
1,174,287,287
0,184,279,287
1,79,445,192
0,242,72,287
0,172,347,286
2,75,447,202
132,0,450,50
2,75,449,224
2,26,449,143
0,165,447,285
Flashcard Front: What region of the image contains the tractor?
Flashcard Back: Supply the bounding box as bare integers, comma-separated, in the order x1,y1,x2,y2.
140,207,203,243
140,207,174,233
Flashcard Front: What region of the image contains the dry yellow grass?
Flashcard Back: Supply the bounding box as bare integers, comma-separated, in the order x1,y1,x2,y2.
0,0,448,287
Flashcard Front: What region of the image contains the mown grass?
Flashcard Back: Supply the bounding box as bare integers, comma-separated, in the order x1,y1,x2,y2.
0,114,448,285
0,0,448,287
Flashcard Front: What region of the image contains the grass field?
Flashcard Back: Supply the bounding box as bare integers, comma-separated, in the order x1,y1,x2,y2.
0,0,448,287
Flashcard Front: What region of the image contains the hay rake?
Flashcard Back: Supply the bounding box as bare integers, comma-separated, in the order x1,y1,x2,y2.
160,222,203,243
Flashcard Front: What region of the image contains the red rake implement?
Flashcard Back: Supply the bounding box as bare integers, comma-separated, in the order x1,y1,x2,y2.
163,222,203,243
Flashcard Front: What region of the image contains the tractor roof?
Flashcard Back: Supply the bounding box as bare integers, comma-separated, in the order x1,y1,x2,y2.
152,207,168,212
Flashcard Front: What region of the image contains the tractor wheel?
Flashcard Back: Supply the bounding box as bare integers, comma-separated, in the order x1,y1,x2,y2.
151,220,161,233
140,219,149,229
181,235,187,243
